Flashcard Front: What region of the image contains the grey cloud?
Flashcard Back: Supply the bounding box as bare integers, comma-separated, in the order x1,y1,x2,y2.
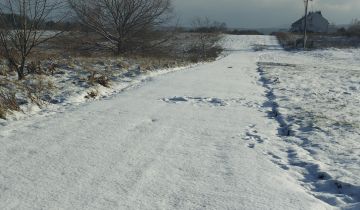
173,0,360,28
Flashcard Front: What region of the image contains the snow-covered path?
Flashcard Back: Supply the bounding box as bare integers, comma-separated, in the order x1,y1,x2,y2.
0,36,333,209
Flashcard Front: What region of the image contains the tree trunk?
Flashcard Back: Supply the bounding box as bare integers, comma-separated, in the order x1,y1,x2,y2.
116,39,124,55
17,58,26,80
201,42,206,59
17,68,25,80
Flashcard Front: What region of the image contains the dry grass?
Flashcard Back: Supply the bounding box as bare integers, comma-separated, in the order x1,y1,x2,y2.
0,89,21,119
346,19,360,37
87,73,110,88
127,55,189,71
0,31,224,120
14,75,57,107
85,89,99,99
44,32,113,58
187,45,223,62
274,31,360,49
273,32,300,49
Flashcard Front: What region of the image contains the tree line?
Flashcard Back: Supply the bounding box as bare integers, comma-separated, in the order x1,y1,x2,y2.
0,0,178,80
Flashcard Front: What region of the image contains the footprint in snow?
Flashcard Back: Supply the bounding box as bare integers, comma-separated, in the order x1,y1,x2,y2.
163,96,188,103
242,124,268,148
267,152,290,170
162,96,227,107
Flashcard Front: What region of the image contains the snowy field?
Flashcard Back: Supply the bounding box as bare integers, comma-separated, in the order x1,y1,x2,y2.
256,37,360,209
0,35,359,209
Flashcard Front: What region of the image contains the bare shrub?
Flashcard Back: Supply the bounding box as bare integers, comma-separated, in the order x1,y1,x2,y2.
0,62,8,76
0,0,66,80
0,89,20,119
347,19,360,37
85,89,99,99
86,67,110,88
21,75,56,106
27,61,43,75
190,17,224,61
126,54,185,71
94,75,110,88
273,32,302,49
26,60,59,76
274,32,293,46
47,63,57,76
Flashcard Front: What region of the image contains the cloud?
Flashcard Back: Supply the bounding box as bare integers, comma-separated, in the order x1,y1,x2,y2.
173,0,360,28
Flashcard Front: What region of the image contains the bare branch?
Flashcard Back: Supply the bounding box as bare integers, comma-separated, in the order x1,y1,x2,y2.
68,0,173,54
0,0,67,80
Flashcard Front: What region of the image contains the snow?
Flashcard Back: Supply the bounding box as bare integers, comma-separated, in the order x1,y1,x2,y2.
0,35,358,209
1,57,195,125
256,38,360,209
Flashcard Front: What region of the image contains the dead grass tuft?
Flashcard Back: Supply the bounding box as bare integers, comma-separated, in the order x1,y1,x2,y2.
86,67,111,88
273,32,299,49
21,75,56,107
85,89,99,99
0,89,21,119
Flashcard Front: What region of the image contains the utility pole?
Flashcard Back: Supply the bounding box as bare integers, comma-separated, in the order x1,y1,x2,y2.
303,0,312,49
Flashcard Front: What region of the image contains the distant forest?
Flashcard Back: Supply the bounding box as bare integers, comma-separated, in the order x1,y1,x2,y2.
0,13,82,31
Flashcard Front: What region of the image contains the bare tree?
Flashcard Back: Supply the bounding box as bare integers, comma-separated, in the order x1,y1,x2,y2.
67,0,173,54
0,0,66,80
191,17,223,60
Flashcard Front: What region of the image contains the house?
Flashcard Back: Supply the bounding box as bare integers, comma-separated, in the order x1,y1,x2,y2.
290,11,329,33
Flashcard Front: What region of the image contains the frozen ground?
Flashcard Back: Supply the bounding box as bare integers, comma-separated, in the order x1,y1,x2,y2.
0,35,357,209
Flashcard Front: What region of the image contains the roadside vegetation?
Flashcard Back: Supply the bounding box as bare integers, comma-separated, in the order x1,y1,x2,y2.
226,30,263,35
0,0,224,120
274,19,360,50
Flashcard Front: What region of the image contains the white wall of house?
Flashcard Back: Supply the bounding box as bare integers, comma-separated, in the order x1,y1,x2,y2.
291,12,329,33
307,12,329,32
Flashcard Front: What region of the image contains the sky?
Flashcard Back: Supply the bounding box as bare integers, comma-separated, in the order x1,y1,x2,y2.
173,0,360,28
